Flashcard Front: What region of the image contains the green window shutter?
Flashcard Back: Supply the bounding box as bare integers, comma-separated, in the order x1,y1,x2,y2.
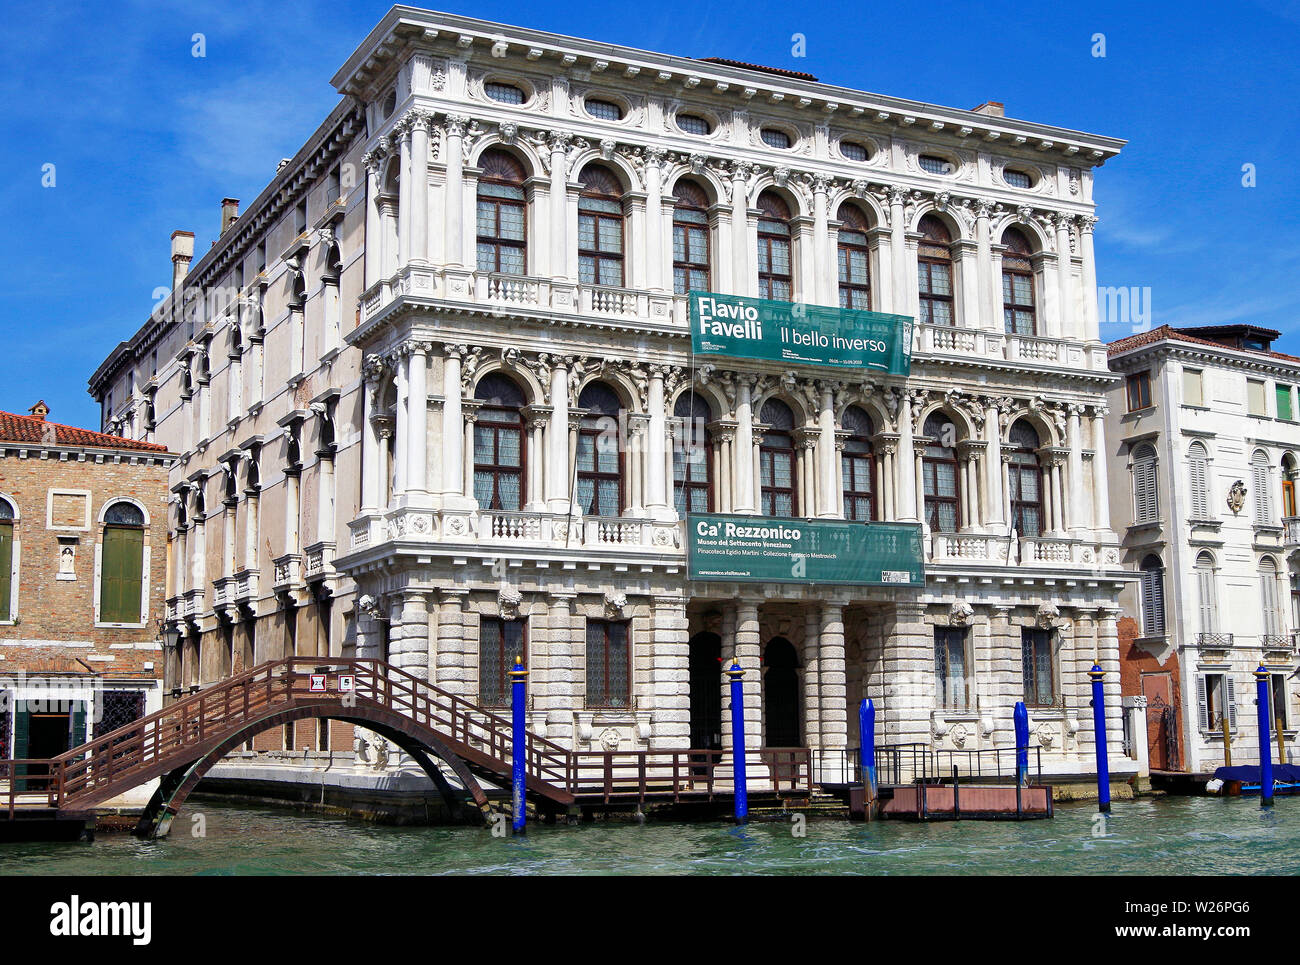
0,523,11,622
101,526,143,623
70,702,87,758
13,710,29,792
1278,385,1293,421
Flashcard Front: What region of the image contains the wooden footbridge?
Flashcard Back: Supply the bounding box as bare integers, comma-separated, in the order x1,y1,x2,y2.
0,658,812,838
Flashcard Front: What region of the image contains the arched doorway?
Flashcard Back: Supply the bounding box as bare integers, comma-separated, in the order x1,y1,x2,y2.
688,632,722,749
764,638,800,747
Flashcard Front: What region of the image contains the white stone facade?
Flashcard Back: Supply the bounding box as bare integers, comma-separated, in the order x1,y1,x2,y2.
1107,325,1300,773
90,8,1135,785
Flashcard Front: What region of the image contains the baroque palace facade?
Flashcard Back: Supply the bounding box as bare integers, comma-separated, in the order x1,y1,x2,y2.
89,7,1135,786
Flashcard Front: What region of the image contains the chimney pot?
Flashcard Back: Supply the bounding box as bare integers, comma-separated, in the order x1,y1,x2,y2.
221,198,240,234
28,400,49,421
170,229,195,289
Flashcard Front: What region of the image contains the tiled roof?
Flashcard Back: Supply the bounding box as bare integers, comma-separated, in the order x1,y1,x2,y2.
1107,325,1300,366
695,57,819,82
0,410,169,453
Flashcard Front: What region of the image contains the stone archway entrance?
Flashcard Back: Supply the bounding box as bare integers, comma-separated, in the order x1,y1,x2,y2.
764,637,800,747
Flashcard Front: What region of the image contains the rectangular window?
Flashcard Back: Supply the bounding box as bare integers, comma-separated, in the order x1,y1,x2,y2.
934,627,968,710
1278,384,1294,421
1247,378,1266,416
1182,368,1203,407
1126,371,1152,411
479,618,526,707
1021,629,1055,706
1197,672,1236,734
586,619,631,708
100,526,144,624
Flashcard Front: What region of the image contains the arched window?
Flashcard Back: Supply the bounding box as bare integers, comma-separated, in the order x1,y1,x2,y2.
476,150,527,275
1260,557,1283,640
756,191,793,301
1001,228,1036,335
759,399,797,517
1252,449,1274,524
1006,420,1043,537
578,165,624,287
922,413,960,533
1195,551,1217,635
673,391,712,514
576,383,623,517
1139,554,1166,637
101,501,145,625
0,497,14,622
1187,442,1211,520
473,374,526,512
917,215,955,326
837,204,872,310
1132,443,1158,524
672,180,711,295
841,406,874,521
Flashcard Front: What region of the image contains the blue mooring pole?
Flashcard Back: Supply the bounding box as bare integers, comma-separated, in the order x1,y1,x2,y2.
727,662,747,823
1255,666,1275,807
860,698,877,802
1088,664,1111,814
1013,701,1029,787
509,655,529,833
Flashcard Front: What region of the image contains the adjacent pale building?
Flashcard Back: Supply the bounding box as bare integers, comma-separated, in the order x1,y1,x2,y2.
1107,323,1300,774
88,6,1137,801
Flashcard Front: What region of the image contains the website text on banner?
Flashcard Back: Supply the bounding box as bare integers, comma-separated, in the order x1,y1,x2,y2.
687,513,924,587
689,291,913,374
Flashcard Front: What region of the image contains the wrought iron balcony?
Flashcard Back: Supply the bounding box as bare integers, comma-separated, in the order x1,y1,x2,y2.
1196,632,1234,651
1284,516,1300,547
1261,633,1295,654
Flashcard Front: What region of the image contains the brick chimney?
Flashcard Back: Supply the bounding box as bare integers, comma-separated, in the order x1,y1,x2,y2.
28,400,49,420
972,101,1005,117
221,198,240,234
171,230,195,289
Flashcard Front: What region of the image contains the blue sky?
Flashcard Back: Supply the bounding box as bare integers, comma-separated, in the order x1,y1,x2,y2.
2,0,1297,429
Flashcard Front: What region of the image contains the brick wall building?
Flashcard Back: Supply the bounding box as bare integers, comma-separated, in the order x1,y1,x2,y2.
0,401,175,791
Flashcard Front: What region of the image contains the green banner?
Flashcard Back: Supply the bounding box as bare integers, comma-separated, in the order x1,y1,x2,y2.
687,513,924,587
689,291,912,374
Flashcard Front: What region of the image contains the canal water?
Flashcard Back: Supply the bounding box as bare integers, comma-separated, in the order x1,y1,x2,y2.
1,797,1295,875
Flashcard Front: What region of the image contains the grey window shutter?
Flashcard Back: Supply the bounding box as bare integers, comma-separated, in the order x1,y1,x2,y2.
1196,675,1209,731
1226,675,1237,732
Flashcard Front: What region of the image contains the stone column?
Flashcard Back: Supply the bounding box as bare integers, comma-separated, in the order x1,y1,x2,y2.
720,604,737,750
395,589,431,681
802,609,822,752
651,595,690,748
817,381,839,518
546,358,570,512
644,148,666,292
393,354,408,496
443,115,467,268
975,200,996,329
885,602,932,750
1054,213,1074,339
983,398,1005,529
1079,216,1100,342
360,357,383,513
734,376,756,513
820,603,848,750
897,392,919,522
438,345,465,507
433,589,467,691
734,600,762,752
811,175,832,305
397,120,412,267
409,111,431,265
646,367,669,518
1091,405,1111,532
1067,404,1087,535
888,187,908,317
363,150,384,283
548,132,570,280
462,404,479,503
546,591,576,746
405,342,430,503
522,405,548,511
730,162,752,294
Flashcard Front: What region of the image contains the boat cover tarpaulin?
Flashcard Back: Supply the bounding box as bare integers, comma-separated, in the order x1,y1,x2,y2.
1213,764,1300,783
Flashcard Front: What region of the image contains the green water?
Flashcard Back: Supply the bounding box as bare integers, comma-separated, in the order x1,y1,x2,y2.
0,797,1294,875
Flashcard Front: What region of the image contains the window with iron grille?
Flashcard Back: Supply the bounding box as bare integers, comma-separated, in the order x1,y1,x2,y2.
760,128,792,150
0,705,8,760
1021,628,1054,706
480,618,526,706
934,627,968,710
586,98,623,121
1003,169,1032,189
677,114,712,136
919,154,953,175
587,619,631,708
840,141,869,162
99,689,146,735
485,82,525,104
